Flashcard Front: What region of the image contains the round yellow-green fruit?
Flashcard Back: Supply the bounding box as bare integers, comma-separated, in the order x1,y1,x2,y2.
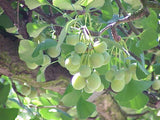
47,46,61,58
89,53,104,68
70,52,81,65
28,89,37,98
71,73,86,90
114,70,125,81
74,42,87,54
26,62,38,69
95,83,104,92
86,72,101,91
84,86,95,93
21,85,31,96
105,70,115,82
93,41,107,53
111,79,125,92
65,57,80,72
66,34,79,45
124,69,132,84
152,80,160,90
103,51,111,65
79,65,91,78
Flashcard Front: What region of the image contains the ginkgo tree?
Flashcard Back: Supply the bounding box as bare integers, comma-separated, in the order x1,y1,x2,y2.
0,0,160,120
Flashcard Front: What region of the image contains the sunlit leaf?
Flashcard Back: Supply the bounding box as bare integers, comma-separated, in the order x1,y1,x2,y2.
115,80,152,102
18,40,43,65
39,108,61,120
53,0,83,10
25,0,49,10
26,23,49,38
86,0,105,9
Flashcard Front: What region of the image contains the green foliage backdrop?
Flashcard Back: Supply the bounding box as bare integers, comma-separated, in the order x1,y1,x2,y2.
0,0,160,120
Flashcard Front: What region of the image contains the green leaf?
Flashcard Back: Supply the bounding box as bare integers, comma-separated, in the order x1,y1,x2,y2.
77,97,96,119
75,0,93,7
0,108,19,120
136,62,149,79
39,108,61,120
115,80,152,102
61,43,74,55
129,93,149,109
137,28,158,50
25,0,49,10
53,0,83,10
96,65,108,75
101,0,113,21
0,14,14,28
61,90,81,107
86,0,105,9
129,38,142,56
100,75,110,89
120,93,149,109
0,83,10,105
26,23,49,38
32,39,57,57
39,97,52,106
101,38,123,50
139,9,158,31
56,19,78,49
30,116,40,120
18,40,43,65
153,63,160,75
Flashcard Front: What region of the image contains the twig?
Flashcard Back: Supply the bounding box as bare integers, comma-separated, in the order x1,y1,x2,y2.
126,111,150,119
117,25,129,37
115,0,140,35
10,78,25,97
17,0,20,29
99,8,149,35
0,0,29,39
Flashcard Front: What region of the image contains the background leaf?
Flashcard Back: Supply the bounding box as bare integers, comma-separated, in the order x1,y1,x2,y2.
18,40,43,65
61,90,81,107
0,83,10,105
39,108,61,120
25,0,49,10
0,108,19,120
32,39,57,57
120,93,149,109
77,97,96,119
53,0,83,10
26,23,49,38
137,28,158,50
115,80,152,102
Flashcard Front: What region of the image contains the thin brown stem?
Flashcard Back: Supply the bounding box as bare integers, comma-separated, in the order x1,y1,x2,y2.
115,0,140,35
126,111,150,119
99,8,149,35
